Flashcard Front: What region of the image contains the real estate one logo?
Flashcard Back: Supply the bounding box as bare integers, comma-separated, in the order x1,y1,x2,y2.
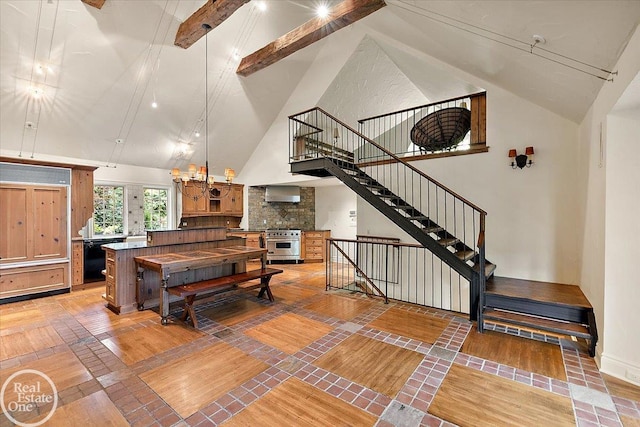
1,369,58,427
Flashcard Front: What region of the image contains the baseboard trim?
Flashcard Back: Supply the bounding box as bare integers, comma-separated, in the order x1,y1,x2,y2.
600,353,640,386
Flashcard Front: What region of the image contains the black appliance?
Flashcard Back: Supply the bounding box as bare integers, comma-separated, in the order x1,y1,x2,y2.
83,237,125,282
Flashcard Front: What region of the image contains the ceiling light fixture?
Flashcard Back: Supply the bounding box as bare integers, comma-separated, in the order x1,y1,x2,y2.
29,86,44,98
316,4,329,18
255,0,267,12
171,23,235,200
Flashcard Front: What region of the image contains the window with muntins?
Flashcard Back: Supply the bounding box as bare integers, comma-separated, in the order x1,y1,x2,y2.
144,187,169,231
93,185,124,236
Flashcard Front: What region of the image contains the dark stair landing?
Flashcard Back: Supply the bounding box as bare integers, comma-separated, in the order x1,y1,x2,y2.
483,276,598,356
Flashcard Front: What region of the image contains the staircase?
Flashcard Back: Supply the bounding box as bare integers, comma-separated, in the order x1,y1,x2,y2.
288,106,597,356
483,276,598,356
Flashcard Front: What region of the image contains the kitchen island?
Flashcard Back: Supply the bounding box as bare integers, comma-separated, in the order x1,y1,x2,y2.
101,227,244,314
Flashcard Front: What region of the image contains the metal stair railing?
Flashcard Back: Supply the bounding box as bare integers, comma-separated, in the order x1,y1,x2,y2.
327,237,474,314
289,107,488,322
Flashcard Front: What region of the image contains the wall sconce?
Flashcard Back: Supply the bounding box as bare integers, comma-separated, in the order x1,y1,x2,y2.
509,146,534,169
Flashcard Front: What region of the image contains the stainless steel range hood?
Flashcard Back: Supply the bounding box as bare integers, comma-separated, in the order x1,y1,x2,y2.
265,186,300,203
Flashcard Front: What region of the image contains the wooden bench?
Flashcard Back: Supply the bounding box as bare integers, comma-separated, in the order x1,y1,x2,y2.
167,268,283,328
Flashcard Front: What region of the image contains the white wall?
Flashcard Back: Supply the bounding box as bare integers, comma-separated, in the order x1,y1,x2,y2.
343,50,582,284
578,24,640,366
602,113,640,384
315,185,357,239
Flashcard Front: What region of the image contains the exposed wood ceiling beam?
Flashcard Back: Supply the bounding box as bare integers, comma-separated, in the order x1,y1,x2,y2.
175,0,250,49
81,0,106,9
236,0,386,77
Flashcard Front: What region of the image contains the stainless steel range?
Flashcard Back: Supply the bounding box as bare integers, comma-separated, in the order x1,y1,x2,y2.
265,229,302,263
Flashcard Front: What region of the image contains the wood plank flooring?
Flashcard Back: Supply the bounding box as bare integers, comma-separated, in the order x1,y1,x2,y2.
244,312,334,354
314,334,424,397
140,342,269,418
0,262,638,427
222,377,377,427
271,284,321,305
0,324,64,360
461,325,567,381
101,323,203,365
367,307,450,344
429,364,576,426
45,390,129,427
303,294,374,320
199,298,273,326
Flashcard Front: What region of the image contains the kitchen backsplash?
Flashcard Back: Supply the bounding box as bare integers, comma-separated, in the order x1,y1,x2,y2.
248,186,315,230
126,185,146,236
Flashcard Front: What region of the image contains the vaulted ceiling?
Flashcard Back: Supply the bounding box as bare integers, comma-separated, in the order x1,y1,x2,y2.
1,0,638,177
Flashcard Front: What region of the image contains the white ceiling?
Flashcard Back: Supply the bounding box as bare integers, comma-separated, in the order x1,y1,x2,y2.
1,0,638,177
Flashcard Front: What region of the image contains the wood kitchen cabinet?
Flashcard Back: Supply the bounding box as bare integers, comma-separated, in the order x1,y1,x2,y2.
0,158,95,295
181,182,209,214
181,183,244,217
0,183,69,298
227,231,264,249
72,240,84,286
302,230,331,263
220,184,243,215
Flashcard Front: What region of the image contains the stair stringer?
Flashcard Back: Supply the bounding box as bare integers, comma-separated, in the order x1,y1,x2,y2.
311,158,476,281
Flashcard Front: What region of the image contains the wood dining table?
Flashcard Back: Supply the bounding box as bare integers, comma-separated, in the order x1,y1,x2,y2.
134,245,267,324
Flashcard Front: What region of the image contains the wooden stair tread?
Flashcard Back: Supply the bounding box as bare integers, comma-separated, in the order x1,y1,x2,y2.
454,250,475,261
473,262,496,277
422,225,444,233
484,308,591,338
486,276,592,308
438,237,459,247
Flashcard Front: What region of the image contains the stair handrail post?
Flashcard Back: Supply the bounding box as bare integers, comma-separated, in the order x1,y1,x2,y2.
385,244,390,303
477,213,486,332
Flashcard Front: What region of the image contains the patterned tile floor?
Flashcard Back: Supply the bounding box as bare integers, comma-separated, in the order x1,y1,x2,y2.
0,263,639,427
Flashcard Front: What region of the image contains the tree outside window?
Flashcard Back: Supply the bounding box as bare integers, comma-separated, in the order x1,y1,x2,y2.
94,185,124,235
144,187,168,230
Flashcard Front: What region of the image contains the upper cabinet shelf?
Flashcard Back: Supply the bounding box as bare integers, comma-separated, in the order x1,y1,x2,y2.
181,183,243,217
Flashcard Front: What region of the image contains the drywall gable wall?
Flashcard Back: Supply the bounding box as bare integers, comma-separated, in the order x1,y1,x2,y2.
317,35,426,125
238,29,369,188
577,24,640,365
603,114,640,384
315,185,357,239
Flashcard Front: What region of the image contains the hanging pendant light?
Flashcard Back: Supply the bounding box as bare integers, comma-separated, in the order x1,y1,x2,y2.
171,23,214,202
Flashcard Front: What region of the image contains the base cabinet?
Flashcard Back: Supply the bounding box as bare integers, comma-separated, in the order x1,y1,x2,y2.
302,230,331,263
72,240,84,286
0,263,69,299
105,251,116,305
227,231,264,249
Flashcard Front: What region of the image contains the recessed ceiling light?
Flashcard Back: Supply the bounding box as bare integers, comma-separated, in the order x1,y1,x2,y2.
232,49,241,61
151,101,158,109
255,0,267,12
29,86,44,98
316,4,329,18
195,131,201,138
115,138,124,144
